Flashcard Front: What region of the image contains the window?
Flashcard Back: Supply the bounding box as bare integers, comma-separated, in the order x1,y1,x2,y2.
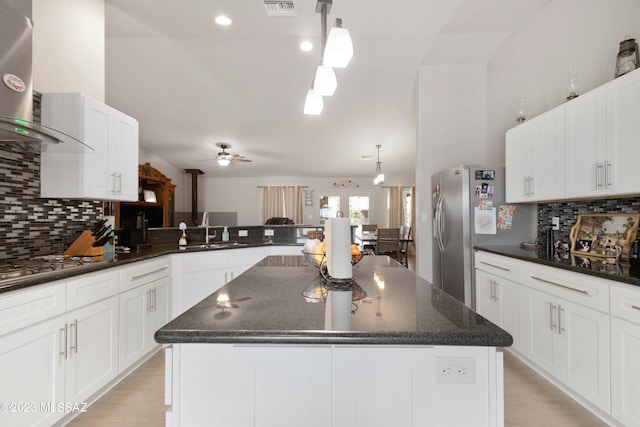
318,192,372,225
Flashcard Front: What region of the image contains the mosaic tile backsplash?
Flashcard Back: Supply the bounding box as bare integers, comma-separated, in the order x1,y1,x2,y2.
0,144,102,261
537,197,640,246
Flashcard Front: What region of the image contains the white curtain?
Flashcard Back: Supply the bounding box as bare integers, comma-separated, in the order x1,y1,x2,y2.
388,186,405,228
261,186,303,224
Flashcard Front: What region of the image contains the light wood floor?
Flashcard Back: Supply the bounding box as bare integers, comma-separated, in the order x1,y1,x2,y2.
66,348,608,427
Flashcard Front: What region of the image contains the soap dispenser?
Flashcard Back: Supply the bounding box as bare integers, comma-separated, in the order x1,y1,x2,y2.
222,226,230,242
178,222,188,248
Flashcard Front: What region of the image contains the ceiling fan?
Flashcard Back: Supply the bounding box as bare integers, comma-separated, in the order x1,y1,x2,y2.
203,143,252,167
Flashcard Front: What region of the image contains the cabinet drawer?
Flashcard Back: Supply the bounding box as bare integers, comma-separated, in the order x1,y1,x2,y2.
474,251,524,283
119,257,170,293
610,283,640,324
0,281,66,335
67,269,118,310
525,263,609,312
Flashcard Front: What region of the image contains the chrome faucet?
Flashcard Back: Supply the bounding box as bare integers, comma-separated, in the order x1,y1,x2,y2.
200,211,216,243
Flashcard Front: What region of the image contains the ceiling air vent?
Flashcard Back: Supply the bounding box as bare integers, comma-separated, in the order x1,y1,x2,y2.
262,1,296,16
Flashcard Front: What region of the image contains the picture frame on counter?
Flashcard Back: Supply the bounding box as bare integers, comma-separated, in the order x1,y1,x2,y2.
569,213,640,259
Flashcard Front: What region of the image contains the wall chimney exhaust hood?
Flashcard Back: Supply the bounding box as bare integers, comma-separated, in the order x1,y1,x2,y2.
0,0,93,153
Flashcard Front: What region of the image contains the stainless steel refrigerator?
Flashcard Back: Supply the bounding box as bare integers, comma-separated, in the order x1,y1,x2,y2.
431,165,534,308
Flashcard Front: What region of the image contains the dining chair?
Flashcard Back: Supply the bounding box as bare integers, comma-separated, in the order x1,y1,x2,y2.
376,228,400,259
361,224,377,254
398,226,412,266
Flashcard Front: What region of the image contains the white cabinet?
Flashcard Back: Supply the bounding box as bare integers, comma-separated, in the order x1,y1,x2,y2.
605,68,640,196
40,92,139,201
524,287,610,413
475,270,526,354
564,87,608,198
505,105,564,202
119,276,169,374
64,296,118,404
173,248,267,316
610,283,640,426
0,315,66,427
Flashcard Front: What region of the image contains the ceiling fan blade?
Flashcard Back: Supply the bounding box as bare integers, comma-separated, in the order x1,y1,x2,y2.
232,157,252,162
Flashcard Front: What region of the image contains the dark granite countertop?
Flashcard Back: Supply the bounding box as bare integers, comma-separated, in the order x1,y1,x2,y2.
475,245,640,287
154,255,513,347
0,241,301,294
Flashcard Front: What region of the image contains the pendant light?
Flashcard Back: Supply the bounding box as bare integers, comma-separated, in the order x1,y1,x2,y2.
373,145,384,186
304,0,352,115
323,18,353,69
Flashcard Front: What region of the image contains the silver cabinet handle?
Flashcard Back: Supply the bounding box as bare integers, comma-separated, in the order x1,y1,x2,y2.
69,319,78,354
550,302,557,331
631,305,640,311
111,172,117,194
595,162,602,189
152,287,157,311
116,173,123,194
131,266,169,281
489,280,495,301
605,161,612,188
529,176,534,196
479,261,511,272
558,305,565,335
146,290,152,313
60,324,68,359
530,275,589,295
523,177,528,196
494,282,499,302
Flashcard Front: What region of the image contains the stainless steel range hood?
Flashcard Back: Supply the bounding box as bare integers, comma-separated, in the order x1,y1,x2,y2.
0,0,92,152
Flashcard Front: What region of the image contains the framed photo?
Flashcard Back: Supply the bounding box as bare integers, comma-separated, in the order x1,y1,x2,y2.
570,213,640,258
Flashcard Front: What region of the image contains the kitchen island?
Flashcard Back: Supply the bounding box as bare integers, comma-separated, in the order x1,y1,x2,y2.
156,255,511,427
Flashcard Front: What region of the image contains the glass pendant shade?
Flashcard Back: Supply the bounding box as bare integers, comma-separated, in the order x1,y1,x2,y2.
217,157,231,167
373,162,384,186
313,65,337,96
323,19,353,69
304,89,324,115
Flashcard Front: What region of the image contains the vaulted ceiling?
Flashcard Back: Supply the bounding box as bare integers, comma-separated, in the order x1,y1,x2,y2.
105,0,552,178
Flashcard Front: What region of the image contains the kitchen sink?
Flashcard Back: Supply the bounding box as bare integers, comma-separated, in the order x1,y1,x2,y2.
185,242,249,250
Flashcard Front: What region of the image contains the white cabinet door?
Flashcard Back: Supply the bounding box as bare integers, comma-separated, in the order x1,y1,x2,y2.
530,107,565,201
475,270,496,323
524,287,556,373
231,346,333,427
495,277,526,354
476,270,526,354
557,298,610,413
150,276,170,337
0,315,66,427
611,317,640,426
505,121,533,203
564,87,607,198
606,68,640,196
118,283,151,373
65,296,119,404
505,106,564,202
112,113,139,201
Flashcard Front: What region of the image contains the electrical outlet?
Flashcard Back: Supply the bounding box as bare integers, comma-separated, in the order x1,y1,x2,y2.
551,217,560,231
435,357,476,384
264,229,274,237
238,229,248,237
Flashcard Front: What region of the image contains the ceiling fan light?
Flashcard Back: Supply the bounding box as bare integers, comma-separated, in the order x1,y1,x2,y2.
323,19,353,68
313,65,337,96
303,89,324,115
217,157,231,167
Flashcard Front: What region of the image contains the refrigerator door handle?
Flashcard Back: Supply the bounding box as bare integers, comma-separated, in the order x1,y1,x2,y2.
436,196,445,253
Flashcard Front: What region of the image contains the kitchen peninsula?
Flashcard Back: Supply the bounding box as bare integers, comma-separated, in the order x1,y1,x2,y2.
155,255,511,427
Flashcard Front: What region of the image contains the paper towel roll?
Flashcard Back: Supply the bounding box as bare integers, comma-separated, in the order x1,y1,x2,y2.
325,218,352,279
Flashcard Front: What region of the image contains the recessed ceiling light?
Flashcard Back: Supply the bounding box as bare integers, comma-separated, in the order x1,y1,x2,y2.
214,15,232,26
300,41,313,52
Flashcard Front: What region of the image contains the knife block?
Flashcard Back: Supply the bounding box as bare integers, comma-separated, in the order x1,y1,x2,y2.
64,230,105,257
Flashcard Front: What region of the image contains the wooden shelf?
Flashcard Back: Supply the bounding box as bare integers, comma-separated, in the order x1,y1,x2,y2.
115,163,176,228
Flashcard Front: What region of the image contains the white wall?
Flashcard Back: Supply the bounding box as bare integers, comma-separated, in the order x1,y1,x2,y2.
415,0,640,282
191,176,414,226
416,64,487,281
32,0,105,101
486,0,640,166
